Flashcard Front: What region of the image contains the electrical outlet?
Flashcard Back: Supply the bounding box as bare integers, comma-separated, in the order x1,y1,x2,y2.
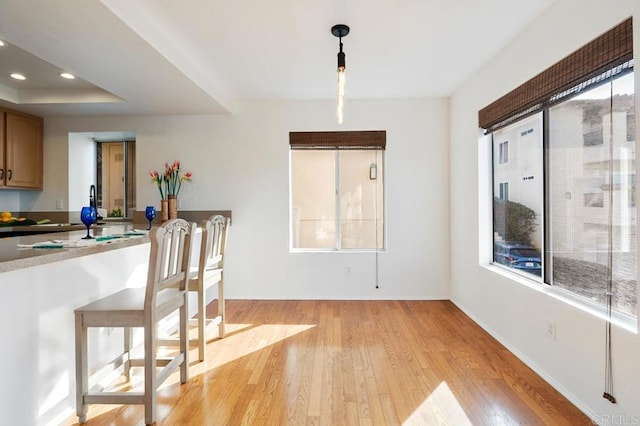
546,321,556,340
345,265,351,277
56,199,64,210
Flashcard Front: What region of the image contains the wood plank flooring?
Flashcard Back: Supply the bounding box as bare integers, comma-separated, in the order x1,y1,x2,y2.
63,300,592,425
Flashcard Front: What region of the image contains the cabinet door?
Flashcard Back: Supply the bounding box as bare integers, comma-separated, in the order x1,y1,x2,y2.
0,113,5,187
5,112,43,189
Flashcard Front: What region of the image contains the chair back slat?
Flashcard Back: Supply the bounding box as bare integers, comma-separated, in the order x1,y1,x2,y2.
169,227,187,278
198,215,229,281
216,215,230,260
198,220,213,275
146,219,196,309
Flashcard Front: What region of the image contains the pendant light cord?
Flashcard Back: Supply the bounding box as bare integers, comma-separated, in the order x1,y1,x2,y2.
375,157,380,289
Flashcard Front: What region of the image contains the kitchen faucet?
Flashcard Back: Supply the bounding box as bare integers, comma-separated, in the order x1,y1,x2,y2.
89,185,103,220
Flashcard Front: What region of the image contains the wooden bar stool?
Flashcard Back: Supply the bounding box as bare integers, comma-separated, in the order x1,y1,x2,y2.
191,215,230,361
74,219,196,424
158,215,230,361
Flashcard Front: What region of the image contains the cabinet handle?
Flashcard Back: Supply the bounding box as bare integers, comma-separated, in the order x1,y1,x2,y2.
7,169,12,181
0,169,3,180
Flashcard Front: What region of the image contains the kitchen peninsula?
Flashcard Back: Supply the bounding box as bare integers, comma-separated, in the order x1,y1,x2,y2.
0,210,229,425
0,224,148,272
0,225,152,425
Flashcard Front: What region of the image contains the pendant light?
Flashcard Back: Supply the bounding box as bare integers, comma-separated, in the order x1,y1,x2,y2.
331,24,350,124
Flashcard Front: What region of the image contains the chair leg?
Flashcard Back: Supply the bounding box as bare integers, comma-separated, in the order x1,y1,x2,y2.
75,313,88,423
180,295,189,383
124,327,132,380
144,322,157,425
197,281,206,362
218,278,225,338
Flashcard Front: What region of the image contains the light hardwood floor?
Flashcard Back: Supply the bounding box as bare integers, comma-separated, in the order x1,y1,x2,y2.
63,300,592,425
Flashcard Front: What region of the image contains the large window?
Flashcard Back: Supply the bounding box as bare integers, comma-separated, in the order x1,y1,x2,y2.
481,18,637,319
289,131,385,251
489,68,636,318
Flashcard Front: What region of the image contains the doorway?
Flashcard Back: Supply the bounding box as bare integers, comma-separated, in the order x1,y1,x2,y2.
96,140,136,218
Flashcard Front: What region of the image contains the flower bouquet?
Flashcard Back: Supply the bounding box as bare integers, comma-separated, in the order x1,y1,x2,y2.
150,161,192,220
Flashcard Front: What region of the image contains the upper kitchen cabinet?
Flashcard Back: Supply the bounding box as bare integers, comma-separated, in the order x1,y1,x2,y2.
1,110,43,190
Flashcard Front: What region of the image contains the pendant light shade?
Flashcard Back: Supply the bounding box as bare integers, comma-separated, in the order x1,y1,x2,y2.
331,24,350,124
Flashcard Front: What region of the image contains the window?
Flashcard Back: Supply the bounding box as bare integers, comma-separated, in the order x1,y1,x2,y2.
488,66,636,317
289,131,385,251
481,19,636,318
584,193,604,208
498,182,509,201
499,141,509,164
492,114,543,279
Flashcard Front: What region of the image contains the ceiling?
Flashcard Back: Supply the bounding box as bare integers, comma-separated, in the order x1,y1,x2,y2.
0,0,556,118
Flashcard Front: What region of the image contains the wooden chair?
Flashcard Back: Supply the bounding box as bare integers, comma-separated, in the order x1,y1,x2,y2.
74,219,196,424
189,214,230,361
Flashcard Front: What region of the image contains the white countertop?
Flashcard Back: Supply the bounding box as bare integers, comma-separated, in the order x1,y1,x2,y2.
0,224,150,273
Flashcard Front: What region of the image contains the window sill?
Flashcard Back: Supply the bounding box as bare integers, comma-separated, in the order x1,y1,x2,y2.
481,263,638,334
290,248,385,254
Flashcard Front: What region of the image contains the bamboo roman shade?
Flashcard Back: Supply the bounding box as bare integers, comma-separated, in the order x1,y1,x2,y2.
289,131,386,150
479,17,633,130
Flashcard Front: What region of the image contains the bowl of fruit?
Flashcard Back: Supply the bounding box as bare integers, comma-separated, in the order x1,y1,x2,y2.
0,211,38,226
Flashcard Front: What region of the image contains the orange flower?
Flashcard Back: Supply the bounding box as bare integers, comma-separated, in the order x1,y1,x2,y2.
149,170,164,199
151,161,192,199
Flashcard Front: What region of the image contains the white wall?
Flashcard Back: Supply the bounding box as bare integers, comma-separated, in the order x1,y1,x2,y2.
0,191,20,213
68,133,97,212
450,0,640,422
35,98,450,300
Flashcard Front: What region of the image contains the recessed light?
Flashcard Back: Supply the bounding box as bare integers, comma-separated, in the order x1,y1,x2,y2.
10,73,26,80
60,72,75,80
0,40,5,47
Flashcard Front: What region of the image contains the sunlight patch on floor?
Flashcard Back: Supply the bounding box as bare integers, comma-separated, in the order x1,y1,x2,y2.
202,323,316,369
124,323,316,390
403,381,473,425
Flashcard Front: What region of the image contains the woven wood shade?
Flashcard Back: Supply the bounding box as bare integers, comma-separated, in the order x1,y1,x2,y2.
289,131,386,150
479,17,633,130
